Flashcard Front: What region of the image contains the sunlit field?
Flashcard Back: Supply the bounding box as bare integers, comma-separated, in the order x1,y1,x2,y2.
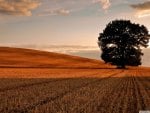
0,47,149,113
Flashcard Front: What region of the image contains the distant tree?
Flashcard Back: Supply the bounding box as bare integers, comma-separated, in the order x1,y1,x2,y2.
98,20,150,69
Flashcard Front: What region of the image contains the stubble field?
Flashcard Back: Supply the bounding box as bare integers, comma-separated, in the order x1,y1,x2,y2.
0,47,149,113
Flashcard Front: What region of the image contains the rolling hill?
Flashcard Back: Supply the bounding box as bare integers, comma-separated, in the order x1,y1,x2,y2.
0,47,149,113
0,47,110,68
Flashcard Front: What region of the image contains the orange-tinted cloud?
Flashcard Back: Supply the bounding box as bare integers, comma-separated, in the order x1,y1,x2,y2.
131,1,150,18
93,0,111,10
0,0,41,16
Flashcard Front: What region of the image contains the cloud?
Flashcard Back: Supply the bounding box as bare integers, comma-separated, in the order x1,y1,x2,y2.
0,0,41,16
131,1,150,18
39,0,111,16
38,9,70,16
12,44,99,53
92,0,111,10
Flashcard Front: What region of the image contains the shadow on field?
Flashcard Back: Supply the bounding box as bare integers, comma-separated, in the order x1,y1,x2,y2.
0,66,117,70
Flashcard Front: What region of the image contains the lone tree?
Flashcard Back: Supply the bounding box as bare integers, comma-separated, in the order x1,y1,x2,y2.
98,20,150,69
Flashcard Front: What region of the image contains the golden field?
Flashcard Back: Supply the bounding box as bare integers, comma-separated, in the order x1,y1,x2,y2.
0,47,149,113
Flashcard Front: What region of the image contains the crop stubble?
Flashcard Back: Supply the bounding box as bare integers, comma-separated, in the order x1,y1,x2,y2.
0,68,149,113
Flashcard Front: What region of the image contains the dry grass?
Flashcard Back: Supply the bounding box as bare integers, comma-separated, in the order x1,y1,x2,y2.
0,47,149,113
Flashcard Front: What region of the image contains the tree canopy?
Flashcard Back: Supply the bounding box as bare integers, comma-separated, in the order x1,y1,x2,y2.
98,20,150,68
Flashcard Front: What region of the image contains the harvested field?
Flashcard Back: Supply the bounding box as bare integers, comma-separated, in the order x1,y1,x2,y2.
0,47,149,113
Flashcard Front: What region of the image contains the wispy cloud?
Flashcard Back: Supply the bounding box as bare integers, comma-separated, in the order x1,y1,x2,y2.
0,0,41,16
131,1,150,18
3,44,99,53
38,9,70,16
92,0,111,10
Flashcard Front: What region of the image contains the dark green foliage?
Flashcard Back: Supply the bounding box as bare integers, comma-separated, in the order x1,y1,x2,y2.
98,20,150,68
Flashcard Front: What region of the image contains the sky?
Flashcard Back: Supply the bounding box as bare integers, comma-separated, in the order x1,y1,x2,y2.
0,0,150,46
